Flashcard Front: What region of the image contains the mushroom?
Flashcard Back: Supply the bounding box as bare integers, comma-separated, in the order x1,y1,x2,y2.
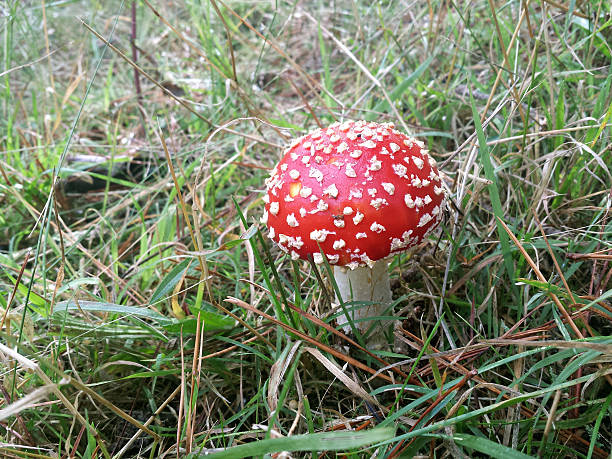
262,120,446,345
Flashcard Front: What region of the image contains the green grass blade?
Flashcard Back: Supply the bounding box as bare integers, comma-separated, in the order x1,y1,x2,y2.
190,426,395,458
451,433,535,459
470,91,516,298
587,391,612,459
55,300,171,324
368,56,433,120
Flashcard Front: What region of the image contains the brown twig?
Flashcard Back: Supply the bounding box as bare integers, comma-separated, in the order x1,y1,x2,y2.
131,1,142,103
225,296,396,384
387,370,479,458
0,251,30,331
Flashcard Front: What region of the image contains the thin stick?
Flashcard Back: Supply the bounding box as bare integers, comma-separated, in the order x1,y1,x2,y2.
177,330,185,455
113,385,181,458
131,1,141,102
497,217,583,338
0,251,30,331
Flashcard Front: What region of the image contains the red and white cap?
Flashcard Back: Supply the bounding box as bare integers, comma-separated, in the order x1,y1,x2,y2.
262,120,446,269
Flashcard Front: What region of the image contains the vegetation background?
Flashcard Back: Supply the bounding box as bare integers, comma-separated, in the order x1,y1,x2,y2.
0,0,611,457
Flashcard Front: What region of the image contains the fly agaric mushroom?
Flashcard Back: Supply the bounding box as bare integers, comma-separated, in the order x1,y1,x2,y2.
261,120,446,344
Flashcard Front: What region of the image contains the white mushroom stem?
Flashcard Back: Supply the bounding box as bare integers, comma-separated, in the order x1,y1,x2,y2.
334,261,391,345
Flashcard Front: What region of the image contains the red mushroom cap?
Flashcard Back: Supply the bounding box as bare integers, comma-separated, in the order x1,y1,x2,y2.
262,120,446,269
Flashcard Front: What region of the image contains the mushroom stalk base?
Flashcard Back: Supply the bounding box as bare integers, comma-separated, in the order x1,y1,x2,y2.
333,261,391,347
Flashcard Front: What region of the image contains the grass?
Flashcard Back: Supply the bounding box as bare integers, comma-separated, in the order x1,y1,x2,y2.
1,0,611,457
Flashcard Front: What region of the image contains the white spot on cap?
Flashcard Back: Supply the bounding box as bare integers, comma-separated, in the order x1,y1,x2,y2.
270,202,280,215
328,254,339,264
356,232,367,239
390,238,404,251
415,197,424,208
301,156,310,165
329,134,340,143
370,198,388,209
350,149,362,159
311,130,322,139
260,209,268,224
389,142,400,153
298,187,312,199
422,179,431,187
343,206,354,215
287,214,299,227
303,141,312,149
393,163,408,178
299,208,307,217
347,261,360,270
428,155,437,167
424,195,432,205
370,222,386,233
359,139,377,149
349,188,363,199
266,173,281,190
290,153,298,160
268,227,275,239
432,206,440,215
411,176,422,188
323,184,339,198
310,199,329,214
368,156,381,171
404,194,415,208
333,239,346,250
309,167,323,183
353,212,364,225
337,142,349,153
313,253,324,264
334,219,345,228
263,194,270,204
291,250,300,260
361,127,374,138
284,195,294,202
434,185,444,195
413,156,424,169
310,229,332,242
381,182,395,195
403,138,414,148
281,235,304,249
417,213,433,227
280,163,288,171
380,146,390,155
345,164,357,177
367,188,377,197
